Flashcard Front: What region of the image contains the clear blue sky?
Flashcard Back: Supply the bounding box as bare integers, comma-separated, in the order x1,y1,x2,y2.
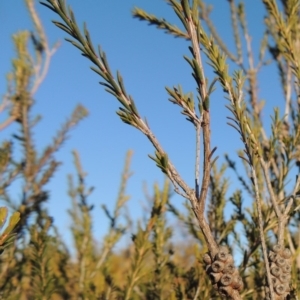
1,1,284,249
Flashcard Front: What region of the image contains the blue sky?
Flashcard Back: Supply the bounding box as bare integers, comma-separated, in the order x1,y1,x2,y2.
1,1,285,249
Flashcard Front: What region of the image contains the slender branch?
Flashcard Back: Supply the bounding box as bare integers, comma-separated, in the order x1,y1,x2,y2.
139,119,193,198
292,174,300,196
237,3,261,120
184,6,218,255
228,0,243,64
260,159,282,219
193,285,200,300
0,116,16,132
199,1,238,63
0,96,10,114
186,13,210,213
195,123,200,198
251,165,275,300
284,63,292,123
0,95,16,131
25,0,59,95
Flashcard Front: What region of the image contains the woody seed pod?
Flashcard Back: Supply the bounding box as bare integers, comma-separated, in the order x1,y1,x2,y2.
223,262,235,274
271,276,278,286
224,254,234,264
219,286,233,297
270,265,281,277
211,260,225,273
275,256,286,268
231,276,243,289
281,264,291,274
279,273,290,283
273,244,283,253
220,274,233,286
216,246,229,262
274,283,287,295
281,248,292,259
219,246,229,255
203,252,212,265
269,251,277,262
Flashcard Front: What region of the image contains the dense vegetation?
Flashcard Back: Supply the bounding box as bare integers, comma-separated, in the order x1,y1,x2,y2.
1,0,300,299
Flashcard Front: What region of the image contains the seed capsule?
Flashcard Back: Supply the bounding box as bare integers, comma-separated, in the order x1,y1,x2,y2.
219,286,233,297
231,276,243,289
211,260,225,273
218,245,229,254
273,244,283,253
223,262,235,274
270,266,281,277
274,283,287,295
203,252,212,265
225,254,234,264
281,264,291,274
281,248,292,259
216,246,229,262
220,274,233,286
279,273,290,283
271,277,278,285
269,251,277,262
275,256,286,267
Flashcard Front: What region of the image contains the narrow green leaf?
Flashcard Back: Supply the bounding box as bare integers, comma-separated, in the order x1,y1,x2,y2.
99,81,114,92
90,66,105,78
129,98,139,117
181,0,191,19
172,6,189,31
198,98,203,115
65,38,85,53
148,154,159,165
211,156,219,168
40,2,57,13
207,77,218,95
161,153,169,169
0,208,7,230
83,23,96,55
191,0,199,25
203,95,210,111
227,122,242,134
6,212,20,233
103,88,118,99
52,21,72,35
101,51,114,77
208,146,217,160
117,71,127,97
193,59,204,83
239,155,251,166
183,55,194,70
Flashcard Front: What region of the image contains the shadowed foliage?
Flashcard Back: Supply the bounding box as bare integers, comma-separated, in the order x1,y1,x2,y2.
0,0,300,299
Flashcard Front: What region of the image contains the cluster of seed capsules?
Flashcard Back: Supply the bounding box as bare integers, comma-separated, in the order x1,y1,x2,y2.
265,244,292,300
203,246,243,298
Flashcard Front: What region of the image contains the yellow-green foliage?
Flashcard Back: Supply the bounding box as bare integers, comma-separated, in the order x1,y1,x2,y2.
1,0,300,299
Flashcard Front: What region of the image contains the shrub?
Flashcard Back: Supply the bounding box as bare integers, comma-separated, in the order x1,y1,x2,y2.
1,0,300,299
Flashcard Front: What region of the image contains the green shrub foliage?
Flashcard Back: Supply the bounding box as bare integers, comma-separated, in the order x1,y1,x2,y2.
0,0,300,299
